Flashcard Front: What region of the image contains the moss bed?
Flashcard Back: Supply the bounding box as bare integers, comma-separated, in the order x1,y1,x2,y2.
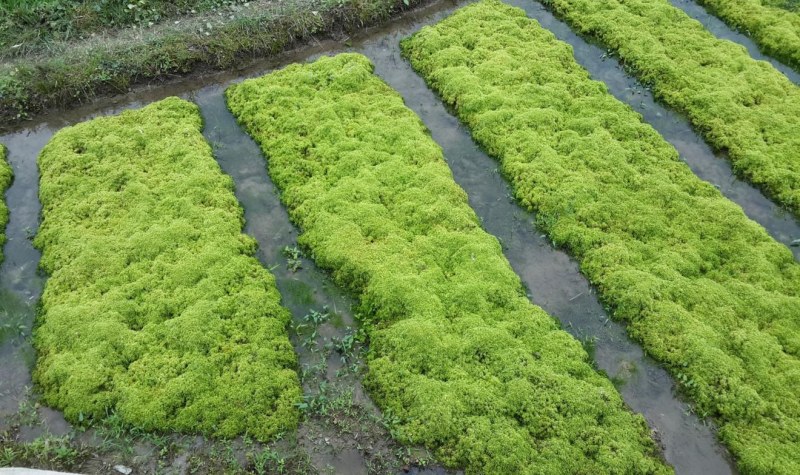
694,0,800,71
534,0,800,218
33,97,301,440
402,2,800,473
226,52,670,474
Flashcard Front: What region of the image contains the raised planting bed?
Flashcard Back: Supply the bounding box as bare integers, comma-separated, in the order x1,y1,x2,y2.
693,0,800,71
401,1,800,473
0,143,11,263
33,97,301,440
226,52,671,474
530,0,800,218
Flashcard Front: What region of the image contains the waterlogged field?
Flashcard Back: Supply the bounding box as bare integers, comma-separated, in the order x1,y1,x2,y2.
402,1,800,473
0,144,11,263
33,98,301,440
226,53,670,474
694,0,800,70
530,0,800,219
2,0,800,473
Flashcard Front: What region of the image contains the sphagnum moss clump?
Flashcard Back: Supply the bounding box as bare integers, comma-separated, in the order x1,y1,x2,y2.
534,0,800,218
226,53,670,474
401,1,800,473
0,143,12,263
33,98,301,440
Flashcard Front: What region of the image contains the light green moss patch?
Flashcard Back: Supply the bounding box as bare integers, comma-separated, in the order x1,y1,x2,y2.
401,1,800,473
0,143,12,263
226,53,670,474
535,0,800,218
33,97,301,441
695,0,800,70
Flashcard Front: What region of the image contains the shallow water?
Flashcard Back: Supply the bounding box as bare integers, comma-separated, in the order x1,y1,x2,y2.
196,87,365,471
4,0,798,472
0,126,50,432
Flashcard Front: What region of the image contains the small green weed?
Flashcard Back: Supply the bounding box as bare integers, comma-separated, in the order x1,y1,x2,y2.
283,245,303,272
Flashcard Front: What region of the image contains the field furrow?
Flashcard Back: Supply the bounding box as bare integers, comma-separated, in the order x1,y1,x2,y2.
401,1,800,473
33,97,301,440
226,53,671,474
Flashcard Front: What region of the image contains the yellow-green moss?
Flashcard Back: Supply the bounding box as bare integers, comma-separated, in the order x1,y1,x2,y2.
226,53,670,474
401,2,800,473
695,0,800,70
0,143,12,264
537,0,800,218
33,97,301,441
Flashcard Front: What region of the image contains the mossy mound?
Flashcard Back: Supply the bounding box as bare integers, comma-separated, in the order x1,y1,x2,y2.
33,97,301,441
226,53,670,474
402,1,800,473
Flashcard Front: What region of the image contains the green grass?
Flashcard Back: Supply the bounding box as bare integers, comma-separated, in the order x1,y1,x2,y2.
32,97,301,441
226,53,670,474
532,0,800,219
0,0,424,127
0,144,12,263
401,1,800,473
694,0,800,70
0,0,248,53
0,434,88,469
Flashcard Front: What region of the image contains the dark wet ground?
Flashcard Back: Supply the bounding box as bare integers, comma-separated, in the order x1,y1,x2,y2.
2,0,799,472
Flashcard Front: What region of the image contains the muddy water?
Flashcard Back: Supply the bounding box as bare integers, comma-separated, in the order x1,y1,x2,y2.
0,127,51,432
3,0,797,472
669,0,800,84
